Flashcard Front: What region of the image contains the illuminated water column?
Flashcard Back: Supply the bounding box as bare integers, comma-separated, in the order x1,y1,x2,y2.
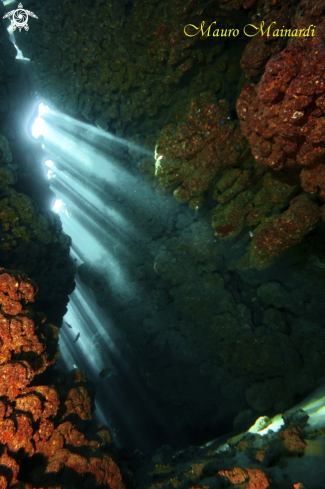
28,103,172,449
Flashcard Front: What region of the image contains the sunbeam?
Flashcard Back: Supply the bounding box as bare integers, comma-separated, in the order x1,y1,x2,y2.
29,103,176,449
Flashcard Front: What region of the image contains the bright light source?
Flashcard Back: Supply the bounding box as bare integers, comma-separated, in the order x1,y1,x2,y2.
31,116,45,139
45,161,55,179
47,170,56,179
30,103,51,139
14,44,29,60
7,25,30,60
38,103,49,117
53,199,64,213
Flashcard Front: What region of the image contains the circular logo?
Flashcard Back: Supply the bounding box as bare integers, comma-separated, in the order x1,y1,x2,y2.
13,8,28,30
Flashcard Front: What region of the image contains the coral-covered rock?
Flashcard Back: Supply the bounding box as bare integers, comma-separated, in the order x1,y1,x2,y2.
212,189,255,239
237,15,325,208
210,155,310,266
0,190,52,254
0,448,20,487
44,448,124,488
235,12,325,266
278,425,307,456
155,93,245,207
97,429,114,447
0,133,76,324
70,367,87,383
0,267,126,488
14,0,244,137
63,386,92,420
0,269,59,382
242,194,320,268
240,7,290,78
26,385,60,419
218,467,270,488
38,421,124,487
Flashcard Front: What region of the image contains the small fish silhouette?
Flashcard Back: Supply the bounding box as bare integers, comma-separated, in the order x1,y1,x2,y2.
99,368,115,378
65,322,72,329
73,332,80,343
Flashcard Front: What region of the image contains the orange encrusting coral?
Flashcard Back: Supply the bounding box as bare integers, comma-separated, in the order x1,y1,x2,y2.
0,267,125,488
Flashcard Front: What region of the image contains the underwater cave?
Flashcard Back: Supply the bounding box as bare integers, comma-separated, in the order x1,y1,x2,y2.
1,0,325,487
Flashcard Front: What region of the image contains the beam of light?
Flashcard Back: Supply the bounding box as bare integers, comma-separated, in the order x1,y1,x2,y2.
46,169,56,179
28,104,325,454
14,43,29,61
38,103,50,116
41,108,151,156
34,117,121,183
31,116,45,139
31,104,50,138
47,161,132,235
210,384,325,462
57,275,172,449
27,106,176,450
52,198,64,213
54,196,132,294
6,24,30,60
29,104,151,184
248,383,325,438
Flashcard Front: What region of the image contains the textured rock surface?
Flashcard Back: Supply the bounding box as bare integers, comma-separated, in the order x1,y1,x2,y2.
237,9,325,197
154,96,319,266
240,6,290,78
3,0,325,483
155,93,245,208
128,407,325,489
78,180,325,445
0,133,76,324
0,267,126,488
0,1,76,324
14,0,245,138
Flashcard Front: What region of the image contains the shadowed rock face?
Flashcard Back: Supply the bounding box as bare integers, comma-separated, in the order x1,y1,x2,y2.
0,132,76,324
0,5,76,325
14,0,246,136
75,154,325,450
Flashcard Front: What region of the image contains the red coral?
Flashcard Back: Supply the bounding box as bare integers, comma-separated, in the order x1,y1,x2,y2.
63,386,92,420
278,426,307,456
0,362,33,398
25,385,60,420
0,268,126,488
0,448,20,486
218,466,270,488
240,7,290,78
5,414,35,456
214,224,235,237
237,16,325,206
